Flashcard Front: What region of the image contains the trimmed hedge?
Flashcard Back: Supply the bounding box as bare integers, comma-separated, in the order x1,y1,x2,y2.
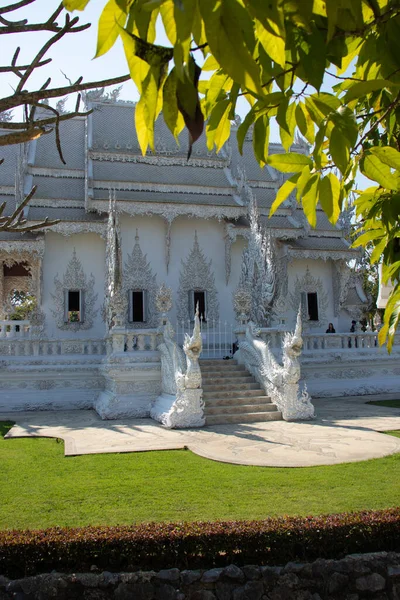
1,508,400,578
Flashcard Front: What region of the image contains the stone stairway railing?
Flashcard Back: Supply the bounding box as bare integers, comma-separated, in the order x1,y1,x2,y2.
236,326,400,354
0,320,31,339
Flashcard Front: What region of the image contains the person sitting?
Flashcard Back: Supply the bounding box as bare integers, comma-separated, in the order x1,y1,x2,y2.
326,323,336,333
349,320,358,347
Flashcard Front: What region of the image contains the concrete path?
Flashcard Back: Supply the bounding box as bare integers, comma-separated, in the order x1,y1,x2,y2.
2,397,400,467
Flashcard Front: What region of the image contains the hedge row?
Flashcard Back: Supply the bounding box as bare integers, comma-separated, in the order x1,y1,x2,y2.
1,508,400,578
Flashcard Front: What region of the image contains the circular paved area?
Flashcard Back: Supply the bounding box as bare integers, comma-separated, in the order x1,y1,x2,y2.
2,397,400,467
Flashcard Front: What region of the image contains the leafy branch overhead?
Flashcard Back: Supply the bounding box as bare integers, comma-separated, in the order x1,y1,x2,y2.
0,0,135,233
64,0,400,350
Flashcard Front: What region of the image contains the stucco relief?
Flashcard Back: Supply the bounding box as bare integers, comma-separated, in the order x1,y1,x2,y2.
289,267,329,327
89,200,245,222
51,249,98,331
176,231,219,323
238,198,276,326
123,229,158,328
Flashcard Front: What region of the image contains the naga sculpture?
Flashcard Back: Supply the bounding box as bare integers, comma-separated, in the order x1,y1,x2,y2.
150,305,205,428
238,309,314,421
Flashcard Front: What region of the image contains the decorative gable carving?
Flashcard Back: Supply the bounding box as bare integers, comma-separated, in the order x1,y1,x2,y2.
289,267,329,327
177,231,219,323
51,248,98,331
123,230,158,328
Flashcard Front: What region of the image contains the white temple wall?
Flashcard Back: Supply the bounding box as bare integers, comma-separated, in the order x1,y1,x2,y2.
42,232,106,339
119,215,244,328
287,258,336,332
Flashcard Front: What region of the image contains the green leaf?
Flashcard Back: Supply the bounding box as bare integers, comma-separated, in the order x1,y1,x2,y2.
96,0,126,58
343,79,400,103
297,25,326,91
135,61,168,154
160,0,176,44
63,0,91,10
255,18,285,69
269,173,300,217
361,153,399,190
329,126,350,175
296,164,312,201
173,0,196,80
302,173,320,228
379,285,400,352
370,147,400,171
162,68,185,142
318,173,341,225
253,114,269,166
204,71,233,117
199,0,263,97
267,152,312,173
206,98,231,152
278,101,296,151
352,229,387,248
371,236,388,264
176,56,204,157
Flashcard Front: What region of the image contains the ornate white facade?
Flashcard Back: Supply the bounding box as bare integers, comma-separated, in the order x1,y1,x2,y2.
1,99,394,423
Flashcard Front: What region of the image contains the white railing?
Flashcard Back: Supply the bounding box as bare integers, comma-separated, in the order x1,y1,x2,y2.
175,318,234,359
124,329,159,352
235,327,400,354
0,320,30,339
0,337,106,357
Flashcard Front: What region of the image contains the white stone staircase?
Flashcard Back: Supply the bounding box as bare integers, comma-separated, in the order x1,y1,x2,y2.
200,359,282,425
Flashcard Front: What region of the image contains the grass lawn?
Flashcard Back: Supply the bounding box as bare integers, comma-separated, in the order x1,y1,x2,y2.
1,421,400,531
367,399,400,409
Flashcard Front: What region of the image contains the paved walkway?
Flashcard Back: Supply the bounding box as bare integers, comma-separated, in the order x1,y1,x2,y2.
2,397,400,467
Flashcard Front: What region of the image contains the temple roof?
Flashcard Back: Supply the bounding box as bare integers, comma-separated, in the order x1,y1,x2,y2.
0,100,355,258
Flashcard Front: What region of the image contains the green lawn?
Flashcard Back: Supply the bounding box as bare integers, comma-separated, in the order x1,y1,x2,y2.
1,421,400,531
367,399,400,408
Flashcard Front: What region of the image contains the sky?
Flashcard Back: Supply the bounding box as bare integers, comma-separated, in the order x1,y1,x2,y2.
1,0,369,187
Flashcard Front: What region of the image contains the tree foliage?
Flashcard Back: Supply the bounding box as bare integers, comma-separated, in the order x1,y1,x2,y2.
64,0,400,349
0,0,132,233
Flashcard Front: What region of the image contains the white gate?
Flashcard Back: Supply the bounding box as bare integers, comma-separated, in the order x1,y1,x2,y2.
175,318,235,359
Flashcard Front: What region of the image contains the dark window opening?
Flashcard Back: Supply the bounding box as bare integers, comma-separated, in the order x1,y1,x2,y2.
307,292,319,321
4,262,30,277
194,290,206,322
68,290,81,322
130,290,145,322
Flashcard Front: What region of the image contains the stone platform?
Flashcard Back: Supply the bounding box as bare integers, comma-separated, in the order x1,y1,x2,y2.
2,397,400,467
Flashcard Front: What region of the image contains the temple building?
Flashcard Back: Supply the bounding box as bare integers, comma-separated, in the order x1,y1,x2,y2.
0,95,397,420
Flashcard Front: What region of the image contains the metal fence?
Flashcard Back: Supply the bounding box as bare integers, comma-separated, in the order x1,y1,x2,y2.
175,318,235,359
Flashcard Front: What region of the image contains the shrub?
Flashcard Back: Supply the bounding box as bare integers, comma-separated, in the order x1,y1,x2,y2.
1,508,400,578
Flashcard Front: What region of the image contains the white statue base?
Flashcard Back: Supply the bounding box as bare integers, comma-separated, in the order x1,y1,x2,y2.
151,390,205,429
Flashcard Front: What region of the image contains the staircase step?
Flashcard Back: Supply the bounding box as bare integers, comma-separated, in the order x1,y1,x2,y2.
206,411,283,425
203,389,267,400
205,403,278,415
202,374,255,383
203,382,260,392
205,396,272,407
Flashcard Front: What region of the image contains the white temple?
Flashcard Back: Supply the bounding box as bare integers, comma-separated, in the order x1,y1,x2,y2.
0,95,399,423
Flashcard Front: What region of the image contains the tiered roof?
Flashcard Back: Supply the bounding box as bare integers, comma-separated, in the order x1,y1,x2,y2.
0,98,356,261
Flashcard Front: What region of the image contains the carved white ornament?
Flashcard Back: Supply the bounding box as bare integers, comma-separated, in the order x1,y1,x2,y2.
233,286,252,323
89,151,229,169
0,240,45,260
123,229,158,328
151,310,205,428
239,310,314,421
238,198,276,326
47,222,107,239
51,248,98,331
89,200,245,222
155,283,173,316
177,231,219,323
289,267,329,327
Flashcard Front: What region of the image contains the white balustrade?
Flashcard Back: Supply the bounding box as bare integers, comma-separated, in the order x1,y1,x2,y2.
0,320,30,339
122,329,159,352
0,335,106,357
